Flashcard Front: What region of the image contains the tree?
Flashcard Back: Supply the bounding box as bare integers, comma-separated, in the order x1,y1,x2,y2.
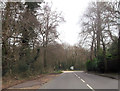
79,1,118,72
2,2,24,75
2,2,42,76
37,3,65,68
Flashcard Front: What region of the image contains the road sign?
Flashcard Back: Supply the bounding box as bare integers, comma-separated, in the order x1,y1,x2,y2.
70,66,74,70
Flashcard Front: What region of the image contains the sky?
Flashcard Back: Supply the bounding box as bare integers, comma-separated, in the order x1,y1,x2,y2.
45,0,91,45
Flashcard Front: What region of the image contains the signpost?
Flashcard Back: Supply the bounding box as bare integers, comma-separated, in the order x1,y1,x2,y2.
70,66,74,70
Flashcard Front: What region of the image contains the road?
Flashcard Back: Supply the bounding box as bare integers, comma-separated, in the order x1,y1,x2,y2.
40,71,118,90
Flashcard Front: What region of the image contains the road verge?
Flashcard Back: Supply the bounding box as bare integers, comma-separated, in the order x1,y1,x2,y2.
85,71,119,80
2,72,61,90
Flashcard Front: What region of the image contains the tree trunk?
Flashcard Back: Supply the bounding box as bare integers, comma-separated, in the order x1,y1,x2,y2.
43,47,47,68
118,27,120,72
96,2,101,56
90,37,94,60
101,35,107,72
90,24,95,60
43,35,47,68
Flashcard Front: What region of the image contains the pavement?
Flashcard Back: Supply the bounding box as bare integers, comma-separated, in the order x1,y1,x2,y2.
40,71,119,90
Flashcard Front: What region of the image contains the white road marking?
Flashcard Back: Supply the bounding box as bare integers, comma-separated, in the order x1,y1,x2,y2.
74,72,95,91
76,75,79,77
87,84,95,91
74,73,80,78
81,79,85,83
74,73,78,77
74,73,82,79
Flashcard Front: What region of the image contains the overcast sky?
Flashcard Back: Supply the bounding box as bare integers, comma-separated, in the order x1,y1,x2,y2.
45,0,91,45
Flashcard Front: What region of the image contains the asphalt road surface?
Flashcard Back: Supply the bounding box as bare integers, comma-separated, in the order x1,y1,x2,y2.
40,71,118,90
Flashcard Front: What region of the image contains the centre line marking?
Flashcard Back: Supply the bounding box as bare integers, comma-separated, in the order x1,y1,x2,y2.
74,73,78,77
74,73,80,78
81,79,85,83
87,84,95,91
74,73,94,91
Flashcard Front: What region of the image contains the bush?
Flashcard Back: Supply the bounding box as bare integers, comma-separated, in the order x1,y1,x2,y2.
86,58,98,71
17,61,28,73
97,53,105,73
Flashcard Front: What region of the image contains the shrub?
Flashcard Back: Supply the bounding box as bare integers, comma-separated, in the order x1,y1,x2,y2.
17,61,28,73
97,53,105,73
86,58,98,71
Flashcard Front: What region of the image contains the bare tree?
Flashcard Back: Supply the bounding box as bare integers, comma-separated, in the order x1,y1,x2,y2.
37,3,65,68
79,1,118,72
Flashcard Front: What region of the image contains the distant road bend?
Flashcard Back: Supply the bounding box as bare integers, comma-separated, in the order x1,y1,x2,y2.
40,71,118,90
